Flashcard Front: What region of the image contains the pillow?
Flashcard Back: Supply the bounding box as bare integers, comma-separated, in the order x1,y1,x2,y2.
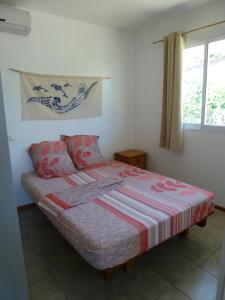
29,141,77,179
61,135,105,169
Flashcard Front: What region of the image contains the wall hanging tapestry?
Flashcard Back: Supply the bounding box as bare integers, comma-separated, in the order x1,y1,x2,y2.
17,71,104,120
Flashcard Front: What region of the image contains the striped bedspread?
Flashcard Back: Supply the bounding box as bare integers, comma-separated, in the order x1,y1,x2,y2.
94,183,192,253
22,160,215,269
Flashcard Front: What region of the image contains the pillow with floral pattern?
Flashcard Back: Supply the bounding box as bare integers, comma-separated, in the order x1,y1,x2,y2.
29,141,77,179
61,135,105,169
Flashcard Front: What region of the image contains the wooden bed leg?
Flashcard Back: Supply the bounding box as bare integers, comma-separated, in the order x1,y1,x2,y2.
123,259,134,273
197,218,207,227
180,229,189,238
102,269,113,280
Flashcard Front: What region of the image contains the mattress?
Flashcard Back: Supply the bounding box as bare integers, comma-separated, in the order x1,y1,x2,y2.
22,160,215,270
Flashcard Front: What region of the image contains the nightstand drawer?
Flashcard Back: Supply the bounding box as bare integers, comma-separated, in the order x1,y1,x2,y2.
114,154,129,164
129,155,146,168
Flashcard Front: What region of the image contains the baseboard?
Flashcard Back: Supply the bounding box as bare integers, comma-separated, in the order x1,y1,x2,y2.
215,205,225,213
17,203,35,211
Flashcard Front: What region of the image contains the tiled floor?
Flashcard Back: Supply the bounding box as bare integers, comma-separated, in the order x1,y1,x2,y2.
18,207,225,300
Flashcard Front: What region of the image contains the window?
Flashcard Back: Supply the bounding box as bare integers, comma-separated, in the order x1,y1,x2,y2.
182,36,225,129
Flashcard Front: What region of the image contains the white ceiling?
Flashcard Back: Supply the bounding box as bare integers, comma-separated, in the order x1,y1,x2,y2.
0,0,213,30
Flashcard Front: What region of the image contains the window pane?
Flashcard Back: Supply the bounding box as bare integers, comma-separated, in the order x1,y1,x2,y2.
205,39,225,126
182,45,204,124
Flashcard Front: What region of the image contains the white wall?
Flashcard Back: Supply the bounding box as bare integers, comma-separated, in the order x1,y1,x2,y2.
0,10,135,206
2,1,224,208
134,0,225,207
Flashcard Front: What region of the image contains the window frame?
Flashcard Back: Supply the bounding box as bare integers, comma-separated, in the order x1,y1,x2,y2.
183,34,225,133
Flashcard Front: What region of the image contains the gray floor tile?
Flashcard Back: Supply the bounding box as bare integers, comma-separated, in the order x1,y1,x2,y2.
21,230,37,259
29,277,68,300
82,282,130,300
166,235,212,265
40,244,84,275
214,209,222,215
22,216,68,252
120,266,171,300
25,254,51,286
200,249,222,277
208,213,225,231
139,247,195,284
51,256,104,300
189,224,224,250
18,206,44,223
176,268,217,300
157,287,190,300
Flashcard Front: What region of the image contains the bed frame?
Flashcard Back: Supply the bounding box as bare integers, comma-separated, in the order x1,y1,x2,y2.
102,217,207,280
17,198,210,281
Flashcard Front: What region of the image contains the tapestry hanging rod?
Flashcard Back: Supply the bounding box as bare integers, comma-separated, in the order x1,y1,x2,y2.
153,19,225,44
9,68,111,79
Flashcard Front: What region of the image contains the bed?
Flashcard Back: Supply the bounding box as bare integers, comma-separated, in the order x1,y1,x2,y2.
22,160,215,279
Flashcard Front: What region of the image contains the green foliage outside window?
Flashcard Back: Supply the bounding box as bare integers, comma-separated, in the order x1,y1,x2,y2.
183,82,225,125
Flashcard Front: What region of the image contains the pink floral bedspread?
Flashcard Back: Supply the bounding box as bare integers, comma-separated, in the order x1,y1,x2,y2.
22,160,215,270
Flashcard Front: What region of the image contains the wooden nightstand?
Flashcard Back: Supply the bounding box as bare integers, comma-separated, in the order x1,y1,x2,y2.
114,149,147,169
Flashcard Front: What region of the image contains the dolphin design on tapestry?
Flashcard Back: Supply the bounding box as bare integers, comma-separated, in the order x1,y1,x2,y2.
27,81,98,114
